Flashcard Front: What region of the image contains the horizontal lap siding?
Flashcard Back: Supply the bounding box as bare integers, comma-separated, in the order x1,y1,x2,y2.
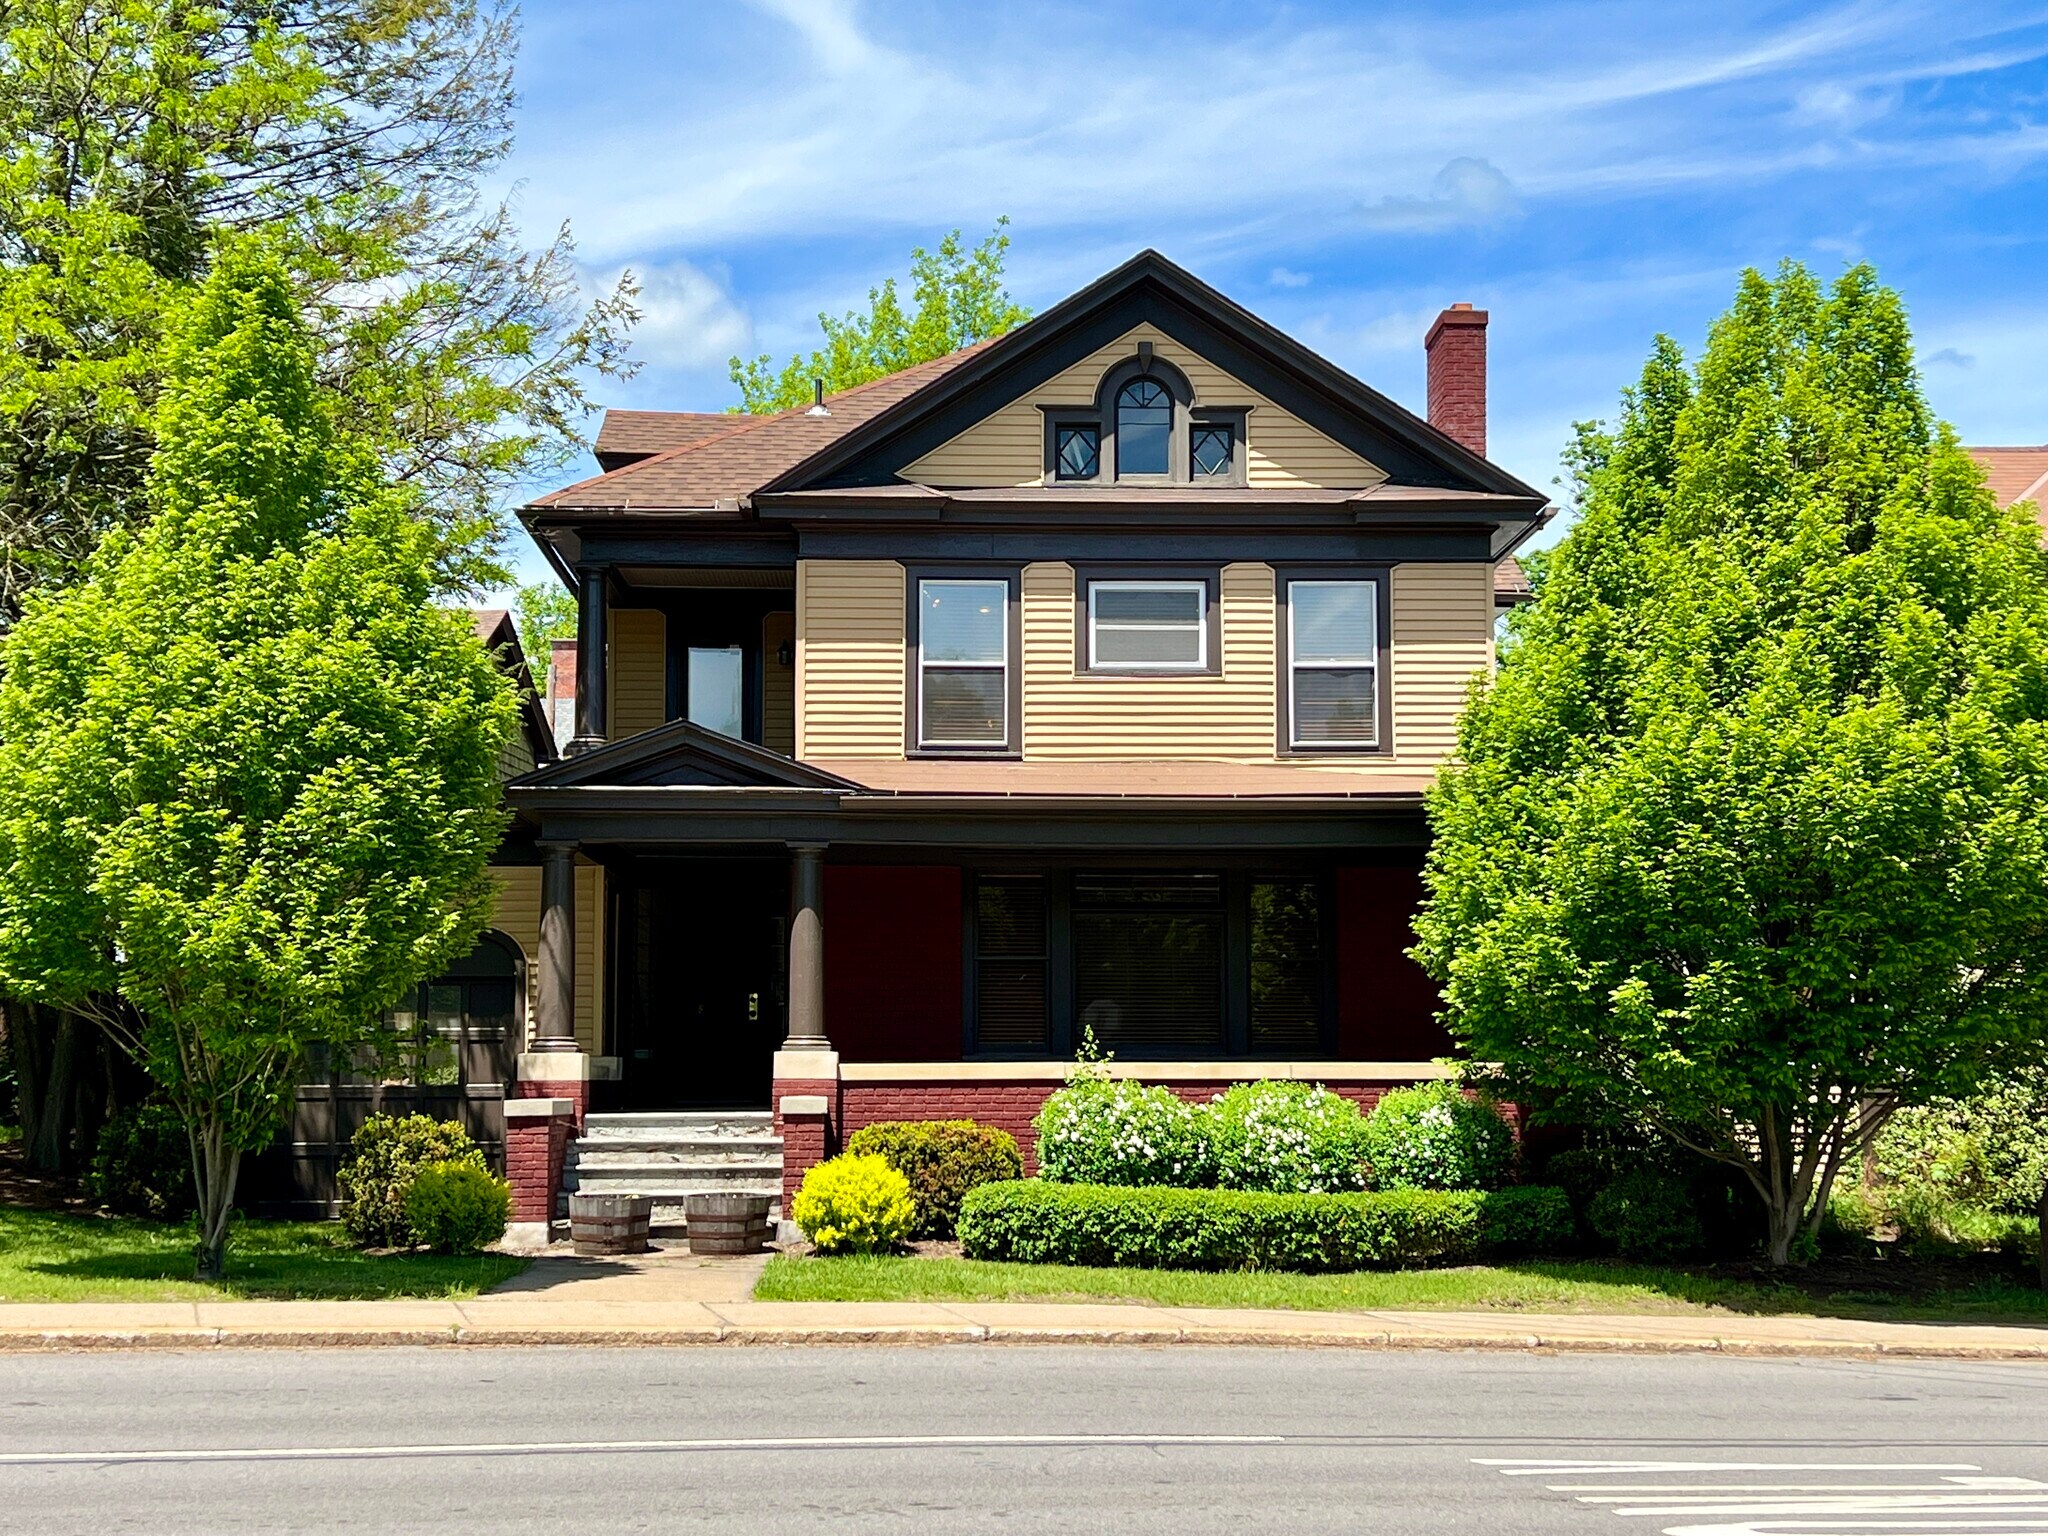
488,863,603,1054
903,323,1385,490
1023,561,1277,758
761,611,796,755
607,608,668,737
796,560,906,759
1389,564,1493,766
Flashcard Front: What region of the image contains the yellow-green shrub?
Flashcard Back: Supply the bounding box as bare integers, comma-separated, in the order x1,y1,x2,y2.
791,1153,915,1255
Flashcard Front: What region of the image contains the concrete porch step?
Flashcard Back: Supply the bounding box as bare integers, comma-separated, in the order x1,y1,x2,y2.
569,1135,784,1159
568,1159,783,1186
580,1111,774,1139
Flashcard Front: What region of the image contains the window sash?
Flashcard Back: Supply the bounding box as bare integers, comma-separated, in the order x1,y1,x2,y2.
1287,579,1379,748
918,578,1009,748
1086,580,1207,671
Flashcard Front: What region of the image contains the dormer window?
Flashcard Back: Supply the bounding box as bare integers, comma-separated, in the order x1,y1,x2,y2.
1115,378,1172,476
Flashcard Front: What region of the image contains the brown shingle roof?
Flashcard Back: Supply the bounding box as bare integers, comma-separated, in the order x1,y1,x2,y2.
594,410,757,469
1969,446,2048,523
533,345,996,513
1493,557,1531,603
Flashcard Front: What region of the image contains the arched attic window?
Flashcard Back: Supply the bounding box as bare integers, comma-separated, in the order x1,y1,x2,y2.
1115,377,1172,476
1043,351,1246,486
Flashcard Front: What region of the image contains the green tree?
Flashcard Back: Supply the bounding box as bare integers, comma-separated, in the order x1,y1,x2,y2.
0,0,637,620
0,246,514,1277
1412,262,2048,1266
729,220,1028,412
513,580,577,696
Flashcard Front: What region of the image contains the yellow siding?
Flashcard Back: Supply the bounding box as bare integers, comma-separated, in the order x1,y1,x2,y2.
903,323,1385,490
761,610,796,755
795,560,905,759
488,862,605,1054
1388,564,1494,765
607,607,668,737
1022,562,1279,758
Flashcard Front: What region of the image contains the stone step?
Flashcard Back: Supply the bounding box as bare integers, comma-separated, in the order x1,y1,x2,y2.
568,1153,783,1179
568,1134,784,1159
567,1162,782,1192
581,1111,774,1138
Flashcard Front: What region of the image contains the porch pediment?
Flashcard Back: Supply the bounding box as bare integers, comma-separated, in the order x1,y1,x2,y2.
507,719,863,791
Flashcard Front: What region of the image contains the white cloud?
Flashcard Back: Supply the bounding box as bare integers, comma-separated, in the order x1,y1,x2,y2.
742,0,881,76
1359,158,1522,234
1269,266,1313,288
599,258,753,370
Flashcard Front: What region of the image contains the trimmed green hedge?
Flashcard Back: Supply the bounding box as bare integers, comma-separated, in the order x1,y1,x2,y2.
957,1180,1573,1272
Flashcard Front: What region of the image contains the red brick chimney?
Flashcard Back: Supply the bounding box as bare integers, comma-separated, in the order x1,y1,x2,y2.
1425,302,1488,457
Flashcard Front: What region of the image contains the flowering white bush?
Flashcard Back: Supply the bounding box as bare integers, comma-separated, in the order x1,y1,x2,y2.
1209,1081,1371,1193
1360,1081,1515,1191
1033,1079,1214,1187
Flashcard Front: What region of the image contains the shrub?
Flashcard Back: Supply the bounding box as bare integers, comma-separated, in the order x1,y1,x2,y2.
844,1120,1023,1239
791,1153,916,1255
1588,1167,1704,1260
88,1102,196,1218
404,1161,510,1254
1360,1081,1515,1192
1876,1069,2048,1218
339,1113,486,1249
1033,1079,1214,1188
957,1180,1572,1272
1208,1081,1371,1194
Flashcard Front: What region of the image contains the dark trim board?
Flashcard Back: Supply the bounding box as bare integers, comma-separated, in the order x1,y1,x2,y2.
509,796,1429,853
795,527,1501,564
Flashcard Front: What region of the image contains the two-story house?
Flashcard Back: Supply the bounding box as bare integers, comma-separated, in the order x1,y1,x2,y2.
485,251,1549,1237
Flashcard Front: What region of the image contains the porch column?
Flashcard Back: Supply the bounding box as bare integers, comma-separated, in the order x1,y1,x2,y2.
532,841,579,1052
568,562,608,755
784,842,829,1050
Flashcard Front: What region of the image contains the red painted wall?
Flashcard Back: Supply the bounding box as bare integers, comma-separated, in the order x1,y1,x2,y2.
1335,864,1451,1061
823,865,963,1061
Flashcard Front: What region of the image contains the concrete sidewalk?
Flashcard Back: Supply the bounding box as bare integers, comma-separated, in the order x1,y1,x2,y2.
1,1248,2045,1357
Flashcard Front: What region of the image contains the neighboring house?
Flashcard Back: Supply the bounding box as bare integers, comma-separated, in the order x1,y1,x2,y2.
480,250,1549,1236
1968,445,2048,522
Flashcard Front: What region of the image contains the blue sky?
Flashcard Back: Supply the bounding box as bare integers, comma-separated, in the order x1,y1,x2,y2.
495,0,2048,588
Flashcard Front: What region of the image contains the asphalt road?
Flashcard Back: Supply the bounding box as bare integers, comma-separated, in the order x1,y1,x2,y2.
3,1346,2047,1534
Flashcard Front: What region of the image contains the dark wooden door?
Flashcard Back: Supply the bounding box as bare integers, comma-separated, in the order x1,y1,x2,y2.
614,860,786,1109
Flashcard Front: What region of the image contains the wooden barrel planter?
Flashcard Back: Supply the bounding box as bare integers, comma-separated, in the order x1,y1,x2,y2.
686,1193,772,1255
569,1193,652,1256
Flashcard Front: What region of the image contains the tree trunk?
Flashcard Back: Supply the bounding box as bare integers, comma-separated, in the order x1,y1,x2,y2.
2038,1178,2047,1294
10,1001,82,1172
189,1116,242,1283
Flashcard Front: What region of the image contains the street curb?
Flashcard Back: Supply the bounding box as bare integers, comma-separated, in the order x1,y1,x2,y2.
4,1326,2047,1359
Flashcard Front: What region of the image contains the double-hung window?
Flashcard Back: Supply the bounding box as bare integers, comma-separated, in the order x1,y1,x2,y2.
916,577,1010,749
1086,580,1207,671
1286,578,1381,748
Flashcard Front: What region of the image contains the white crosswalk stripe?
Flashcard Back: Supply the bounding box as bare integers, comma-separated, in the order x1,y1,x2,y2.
1476,1458,2048,1534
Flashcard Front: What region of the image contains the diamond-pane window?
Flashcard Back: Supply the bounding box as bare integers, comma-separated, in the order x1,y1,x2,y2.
1191,424,1233,478
1056,424,1099,480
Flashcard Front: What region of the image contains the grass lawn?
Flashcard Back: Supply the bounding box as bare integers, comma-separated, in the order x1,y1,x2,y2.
0,1205,527,1303
755,1252,2048,1325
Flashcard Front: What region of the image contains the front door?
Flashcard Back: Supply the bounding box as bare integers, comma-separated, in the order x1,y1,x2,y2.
613,859,787,1108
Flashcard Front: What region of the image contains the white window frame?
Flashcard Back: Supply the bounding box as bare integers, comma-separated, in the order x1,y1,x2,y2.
1286,578,1380,750
1086,579,1208,673
917,577,1010,750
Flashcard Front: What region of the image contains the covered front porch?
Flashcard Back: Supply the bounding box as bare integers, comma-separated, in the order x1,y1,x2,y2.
496,722,1458,1237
